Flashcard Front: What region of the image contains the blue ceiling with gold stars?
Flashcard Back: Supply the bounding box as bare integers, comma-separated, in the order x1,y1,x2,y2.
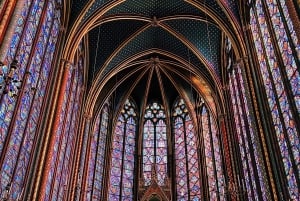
69,0,242,87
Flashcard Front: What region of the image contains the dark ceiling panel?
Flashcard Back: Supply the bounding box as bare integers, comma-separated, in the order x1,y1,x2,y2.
83,0,113,21
69,0,88,27
104,0,205,18
197,0,228,21
164,19,221,75
88,20,148,85
70,0,241,30
100,26,208,82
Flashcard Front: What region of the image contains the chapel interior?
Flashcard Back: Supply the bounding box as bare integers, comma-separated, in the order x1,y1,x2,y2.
0,0,299,200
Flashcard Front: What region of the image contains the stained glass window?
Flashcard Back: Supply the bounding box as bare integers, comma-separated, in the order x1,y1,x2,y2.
250,1,300,199
265,0,300,113
201,106,226,200
173,99,201,201
0,0,61,199
108,99,137,201
201,104,227,200
142,102,167,186
278,0,300,60
85,103,109,200
44,48,84,200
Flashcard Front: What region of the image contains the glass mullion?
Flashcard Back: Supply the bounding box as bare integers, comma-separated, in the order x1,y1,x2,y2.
250,5,300,197
235,66,270,199
229,76,256,199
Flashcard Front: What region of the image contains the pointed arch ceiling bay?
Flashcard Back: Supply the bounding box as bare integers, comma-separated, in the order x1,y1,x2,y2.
70,0,241,113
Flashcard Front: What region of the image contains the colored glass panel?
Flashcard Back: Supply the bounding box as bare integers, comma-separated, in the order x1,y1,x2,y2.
250,3,300,198
278,0,300,59
108,99,136,201
266,0,300,113
202,107,217,199
143,120,154,186
156,119,167,186
92,104,109,200
86,110,101,200
173,99,202,200
174,117,188,200
51,54,84,200
0,1,60,199
185,115,201,200
229,75,258,200
44,67,72,201
209,114,225,200
0,0,44,156
236,66,269,199
142,102,167,186
51,70,79,201
44,49,84,200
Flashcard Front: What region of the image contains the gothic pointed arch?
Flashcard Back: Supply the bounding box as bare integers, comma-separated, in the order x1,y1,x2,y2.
107,98,138,201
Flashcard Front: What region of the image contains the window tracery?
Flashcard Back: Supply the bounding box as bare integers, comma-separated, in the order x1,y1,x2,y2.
142,102,167,186
0,0,61,199
45,43,84,200
108,99,137,201
173,98,201,200
249,1,300,199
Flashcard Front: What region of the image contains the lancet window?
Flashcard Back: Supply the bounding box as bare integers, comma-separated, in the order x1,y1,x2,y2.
249,0,300,199
0,0,62,199
142,102,168,186
108,99,137,201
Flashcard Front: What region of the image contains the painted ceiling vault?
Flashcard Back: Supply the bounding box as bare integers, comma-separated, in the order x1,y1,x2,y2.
68,0,242,113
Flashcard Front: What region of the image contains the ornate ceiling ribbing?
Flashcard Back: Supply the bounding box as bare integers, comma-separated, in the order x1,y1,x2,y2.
68,0,243,114
69,0,242,82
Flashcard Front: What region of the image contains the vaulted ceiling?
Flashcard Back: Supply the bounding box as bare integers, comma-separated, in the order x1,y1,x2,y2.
67,0,243,114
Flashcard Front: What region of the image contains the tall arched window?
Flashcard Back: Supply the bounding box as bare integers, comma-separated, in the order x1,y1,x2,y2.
44,42,85,200
108,99,137,201
250,0,300,199
173,98,225,200
225,36,270,200
85,102,110,200
201,106,225,200
173,98,201,200
142,102,167,186
228,64,270,200
0,0,61,199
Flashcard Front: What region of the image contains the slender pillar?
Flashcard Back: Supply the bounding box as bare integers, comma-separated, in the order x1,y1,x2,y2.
0,0,17,44
68,87,87,201
219,114,236,201
33,60,73,201
240,56,278,200
79,113,94,201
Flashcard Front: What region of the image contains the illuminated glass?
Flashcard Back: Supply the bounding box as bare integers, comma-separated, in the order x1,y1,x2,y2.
265,0,300,113
0,1,61,199
278,0,300,59
173,99,201,200
142,102,167,186
108,99,137,201
250,1,300,198
85,103,109,200
92,104,109,199
44,50,84,200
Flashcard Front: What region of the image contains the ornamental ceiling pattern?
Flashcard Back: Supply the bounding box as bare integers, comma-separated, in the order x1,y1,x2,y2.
68,0,242,113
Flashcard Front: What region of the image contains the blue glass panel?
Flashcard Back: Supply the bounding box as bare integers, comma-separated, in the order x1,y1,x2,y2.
108,99,136,200
250,3,300,198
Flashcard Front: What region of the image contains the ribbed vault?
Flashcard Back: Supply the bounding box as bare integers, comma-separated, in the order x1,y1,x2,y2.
65,0,244,117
